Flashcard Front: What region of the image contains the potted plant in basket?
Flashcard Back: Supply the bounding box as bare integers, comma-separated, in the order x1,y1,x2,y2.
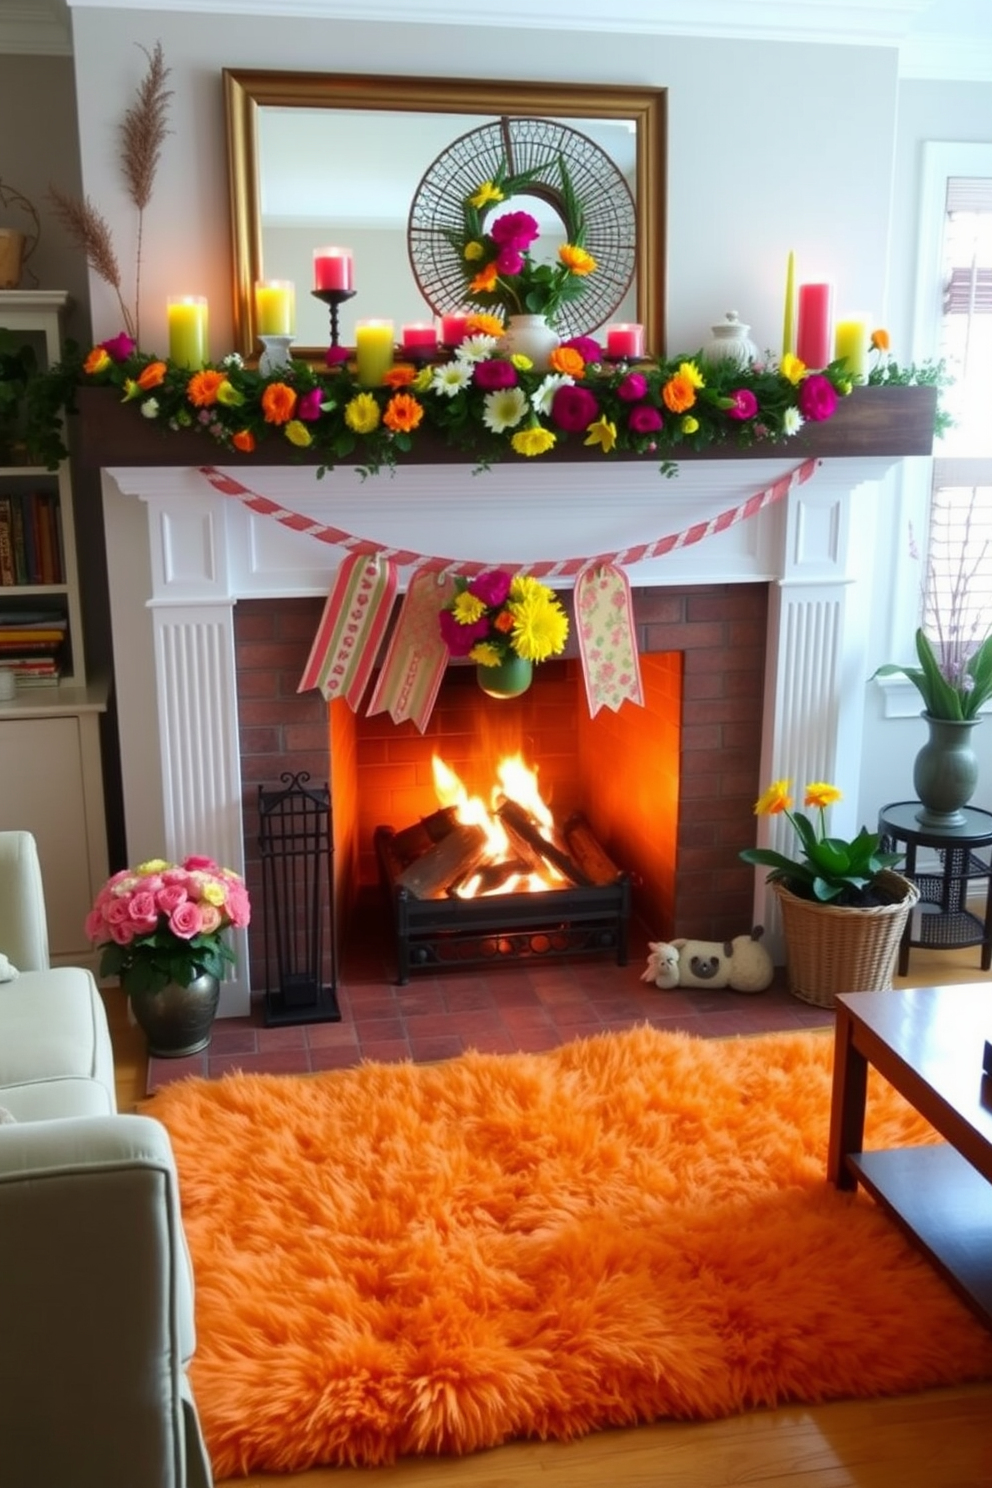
739,779,918,1007
86,855,251,1058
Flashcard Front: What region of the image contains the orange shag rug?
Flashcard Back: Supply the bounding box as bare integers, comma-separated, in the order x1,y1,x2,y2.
149,1025,992,1478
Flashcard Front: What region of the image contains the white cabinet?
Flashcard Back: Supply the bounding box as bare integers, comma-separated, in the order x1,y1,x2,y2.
0,290,108,965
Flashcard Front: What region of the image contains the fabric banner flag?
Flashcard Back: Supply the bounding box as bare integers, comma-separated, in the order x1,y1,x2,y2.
366,565,457,732
298,553,398,708
574,562,644,717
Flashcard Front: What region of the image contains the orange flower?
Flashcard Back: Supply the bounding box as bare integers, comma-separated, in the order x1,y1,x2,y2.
382,392,424,434
231,429,256,453
260,382,297,424
754,779,793,816
469,262,499,294
466,313,505,338
187,370,226,407
137,360,167,390
382,365,417,388
493,610,515,634
662,372,697,414
548,346,585,378
870,328,891,352
559,244,596,276
83,347,111,375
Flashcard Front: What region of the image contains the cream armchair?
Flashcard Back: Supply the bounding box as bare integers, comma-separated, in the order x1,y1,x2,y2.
0,830,214,1488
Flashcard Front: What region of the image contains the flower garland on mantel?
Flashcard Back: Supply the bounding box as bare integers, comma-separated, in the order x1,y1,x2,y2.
75,327,857,477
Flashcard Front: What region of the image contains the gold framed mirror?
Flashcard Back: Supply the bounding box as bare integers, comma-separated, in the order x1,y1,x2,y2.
223,70,667,360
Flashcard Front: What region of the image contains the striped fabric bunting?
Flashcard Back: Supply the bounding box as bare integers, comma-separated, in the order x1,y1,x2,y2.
366,566,457,732
297,553,397,707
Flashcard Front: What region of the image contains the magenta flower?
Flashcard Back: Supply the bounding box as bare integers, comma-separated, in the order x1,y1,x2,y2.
490,211,539,249
550,385,599,433
728,389,759,421
618,373,648,402
296,387,324,421
470,569,512,606
325,344,351,366
496,247,525,276
798,374,838,422
100,332,136,362
474,360,518,391
439,608,489,656
628,405,663,434
562,336,603,363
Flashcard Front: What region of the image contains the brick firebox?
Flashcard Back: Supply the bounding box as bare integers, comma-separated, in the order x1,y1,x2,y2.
235,582,768,982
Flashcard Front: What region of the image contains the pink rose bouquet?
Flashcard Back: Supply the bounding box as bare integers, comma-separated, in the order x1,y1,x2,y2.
86,855,251,996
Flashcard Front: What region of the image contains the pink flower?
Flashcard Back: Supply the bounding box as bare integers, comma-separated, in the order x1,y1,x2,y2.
105,897,133,926
490,211,539,249
225,885,252,927
169,901,205,939
617,373,648,401
474,359,518,391
296,387,324,422
156,884,188,915
798,374,838,422
562,336,602,363
100,332,136,362
496,247,525,276
325,345,350,366
198,904,223,935
628,405,663,434
85,908,107,940
110,921,137,945
550,385,599,433
439,609,488,656
127,890,158,922
728,388,758,420
470,570,512,607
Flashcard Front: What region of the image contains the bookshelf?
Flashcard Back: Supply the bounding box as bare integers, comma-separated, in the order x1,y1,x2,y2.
0,290,109,966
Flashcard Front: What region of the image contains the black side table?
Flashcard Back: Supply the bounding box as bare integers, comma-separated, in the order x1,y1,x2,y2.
878,801,992,975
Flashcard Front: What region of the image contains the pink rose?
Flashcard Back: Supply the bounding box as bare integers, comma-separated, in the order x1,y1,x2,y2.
617,373,648,402
628,405,663,434
550,385,599,433
439,609,488,657
110,921,137,945
105,897,133,926
100,332,136,362
183,855,217,872
473,359,518,391
469,570,511,607
198,904,223,935
496,247,524,276
562,336,602,363
798,374,838,422
85,908,107,941
490,211,539,249
226,886,252,927
296,387,324,422
156,884,188,914
169,901,205,939
127,890,158,922
727,389,758,420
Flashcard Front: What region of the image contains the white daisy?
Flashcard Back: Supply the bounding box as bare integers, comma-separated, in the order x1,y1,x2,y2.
140,398,160,418
222,352,244,370
431,360,473,397
531,373,575,416
456,335,499,363
782,407,804,436
482,386,528,433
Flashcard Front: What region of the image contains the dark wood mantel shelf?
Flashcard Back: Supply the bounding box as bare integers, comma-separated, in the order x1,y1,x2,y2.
73,383,937,470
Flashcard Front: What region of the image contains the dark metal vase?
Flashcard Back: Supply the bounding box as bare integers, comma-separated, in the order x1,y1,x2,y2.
129,972,221,1058
913,713,981,828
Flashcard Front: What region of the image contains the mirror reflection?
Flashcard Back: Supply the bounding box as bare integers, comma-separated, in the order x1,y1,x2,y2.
224,72,667,359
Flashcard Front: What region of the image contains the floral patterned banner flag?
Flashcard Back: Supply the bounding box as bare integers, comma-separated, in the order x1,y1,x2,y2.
574,563,644,717
366,566,457,732
298,553,397,708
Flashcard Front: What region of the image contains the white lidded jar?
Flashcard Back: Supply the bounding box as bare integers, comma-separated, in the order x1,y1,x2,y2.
704,311,759,372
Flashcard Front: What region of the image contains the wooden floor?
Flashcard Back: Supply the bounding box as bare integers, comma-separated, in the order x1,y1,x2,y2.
104,949,992,1488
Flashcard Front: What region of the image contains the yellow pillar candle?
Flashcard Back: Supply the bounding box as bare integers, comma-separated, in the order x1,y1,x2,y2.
167,295,208,369
782,250,796,358
255,279,295,337
355,319,394,387
834,315,871,381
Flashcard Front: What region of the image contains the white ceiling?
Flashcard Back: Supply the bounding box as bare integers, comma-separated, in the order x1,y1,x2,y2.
0,0,990,81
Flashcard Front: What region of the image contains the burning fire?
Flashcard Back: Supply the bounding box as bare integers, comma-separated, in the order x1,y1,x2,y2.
431,752,567,897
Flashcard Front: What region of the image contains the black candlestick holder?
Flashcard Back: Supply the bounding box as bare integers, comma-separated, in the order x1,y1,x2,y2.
312,287,357,351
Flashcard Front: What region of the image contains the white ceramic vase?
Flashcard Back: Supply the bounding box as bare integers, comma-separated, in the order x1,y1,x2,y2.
497,314,560,371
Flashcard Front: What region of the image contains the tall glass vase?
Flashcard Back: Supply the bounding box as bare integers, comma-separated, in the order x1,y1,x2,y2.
497,314,560,371
913,713,981,827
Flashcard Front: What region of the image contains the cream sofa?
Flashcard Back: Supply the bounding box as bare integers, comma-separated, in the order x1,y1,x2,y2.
0,830,213,1488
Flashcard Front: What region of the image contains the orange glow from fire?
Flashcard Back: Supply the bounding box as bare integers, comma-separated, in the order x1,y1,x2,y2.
431,752,567,897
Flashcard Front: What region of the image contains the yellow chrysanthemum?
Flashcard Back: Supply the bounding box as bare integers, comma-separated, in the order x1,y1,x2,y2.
285,419,313,448
451,591,487,625
344,393,381,435
679,360,705,389
468,180,504,209
463,241,485,262
584,417,617,453
805,782,842,810
509,575,543,603
469,641,502,667
466,313,505,338
780,352,807,385
511,426,556,457
754,779,793,816
559,244,597,276
510,591,570,662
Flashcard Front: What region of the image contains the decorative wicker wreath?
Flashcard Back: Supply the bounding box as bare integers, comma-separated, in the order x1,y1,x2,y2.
407,115,636,341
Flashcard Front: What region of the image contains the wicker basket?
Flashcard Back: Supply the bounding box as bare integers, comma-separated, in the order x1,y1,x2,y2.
773,870,920,1009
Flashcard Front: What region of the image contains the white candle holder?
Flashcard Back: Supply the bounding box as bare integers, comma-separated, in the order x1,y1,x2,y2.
258,335,294,376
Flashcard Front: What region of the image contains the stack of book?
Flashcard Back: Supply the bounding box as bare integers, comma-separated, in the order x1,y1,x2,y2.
0,609,67,686
0,491,65,586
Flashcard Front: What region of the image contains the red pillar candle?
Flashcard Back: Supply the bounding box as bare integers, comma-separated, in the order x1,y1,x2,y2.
606,323,645,359
796,282,833,369
313,246,354,292
401,321,438,353
440,313,471,347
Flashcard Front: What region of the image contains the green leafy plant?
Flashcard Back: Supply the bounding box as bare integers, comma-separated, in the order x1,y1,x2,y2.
0,330,80,467
873,626,992,720
739,780,902,906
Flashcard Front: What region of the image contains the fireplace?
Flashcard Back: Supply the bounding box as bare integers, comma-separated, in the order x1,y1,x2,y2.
97,438,921,1018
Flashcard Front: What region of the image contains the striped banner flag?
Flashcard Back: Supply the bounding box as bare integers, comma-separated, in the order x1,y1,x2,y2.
366,565,457,732
298,553,398,707
574,562,645,717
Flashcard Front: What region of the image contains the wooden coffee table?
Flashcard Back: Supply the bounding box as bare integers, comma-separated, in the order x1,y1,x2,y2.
828,984,992,1327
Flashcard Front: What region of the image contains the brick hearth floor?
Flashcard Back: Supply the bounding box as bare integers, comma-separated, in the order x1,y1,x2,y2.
146,902,833,1093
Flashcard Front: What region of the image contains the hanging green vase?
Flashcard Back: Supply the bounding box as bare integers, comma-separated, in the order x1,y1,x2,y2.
476,653,533,698
913,713,982,828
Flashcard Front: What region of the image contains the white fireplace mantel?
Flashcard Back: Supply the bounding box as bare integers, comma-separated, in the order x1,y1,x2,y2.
102,455,902,1014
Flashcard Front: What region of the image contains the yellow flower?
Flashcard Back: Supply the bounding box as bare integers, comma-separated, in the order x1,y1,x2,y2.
509,352,534,371
216,379,245,407
463,241,485,262
678,360,705,389
284,419,313,447
466,313,505,338
754,779,793,816
451,591,487,625
510,590,570,662
681,415,699,434
559,244,597,276
805,782,842,810
780,352,807,385
468,180,504,209
344,393,381,435
200,882,226,907
584,417,617,453
511,426,557,457
413,366,434,392
136,858,170,874
469,642,502,666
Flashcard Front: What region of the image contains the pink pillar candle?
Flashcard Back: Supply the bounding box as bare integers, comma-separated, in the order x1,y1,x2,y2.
313,247,354,292
606,322,645,359
401,321,438,353
796,282,834,369
440,313,471,347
